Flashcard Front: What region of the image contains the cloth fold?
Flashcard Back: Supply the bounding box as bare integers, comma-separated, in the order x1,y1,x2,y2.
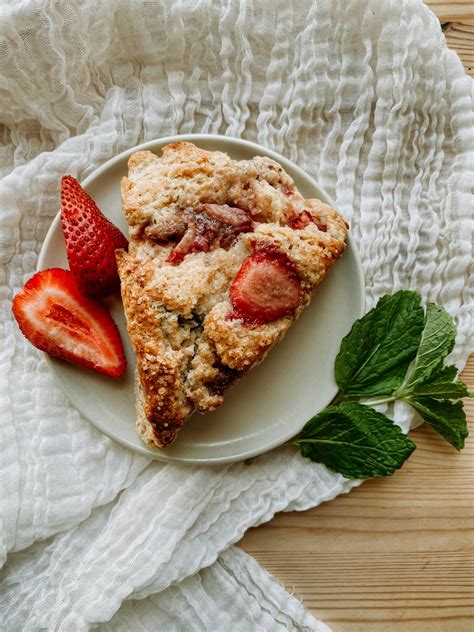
1,0,472,629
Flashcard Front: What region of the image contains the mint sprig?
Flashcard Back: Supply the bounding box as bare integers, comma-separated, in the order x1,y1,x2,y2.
296,291,472,478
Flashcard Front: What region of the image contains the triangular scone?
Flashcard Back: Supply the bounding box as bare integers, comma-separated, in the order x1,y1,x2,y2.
116,142,348,448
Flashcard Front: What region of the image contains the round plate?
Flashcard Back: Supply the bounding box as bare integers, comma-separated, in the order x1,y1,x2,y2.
38,134,365,464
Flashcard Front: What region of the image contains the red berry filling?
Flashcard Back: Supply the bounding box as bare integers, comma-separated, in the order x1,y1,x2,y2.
229,244,302,325
166,204,253,264
289,210,327,232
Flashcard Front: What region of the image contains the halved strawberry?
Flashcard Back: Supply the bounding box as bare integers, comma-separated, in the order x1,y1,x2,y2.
229,245,302,324
61,175,128,299
12,268,126,377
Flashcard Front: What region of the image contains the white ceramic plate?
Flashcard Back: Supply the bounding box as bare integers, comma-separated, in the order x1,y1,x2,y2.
38,134,365,464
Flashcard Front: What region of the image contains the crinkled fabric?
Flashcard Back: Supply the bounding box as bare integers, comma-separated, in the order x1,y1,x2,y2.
0,0,472,629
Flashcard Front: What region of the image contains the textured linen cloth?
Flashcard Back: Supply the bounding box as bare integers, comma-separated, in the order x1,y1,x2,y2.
1,0,473,630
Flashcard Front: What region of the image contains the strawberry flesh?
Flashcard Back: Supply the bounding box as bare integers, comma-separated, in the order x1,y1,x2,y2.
229,245,302,325
289,210,313,230
12,268,126,377
61,175,128,299
167,204,253,265
290,210,328,232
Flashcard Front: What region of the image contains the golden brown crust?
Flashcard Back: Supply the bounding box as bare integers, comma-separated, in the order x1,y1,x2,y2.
117,141,348,448
116,249,194,446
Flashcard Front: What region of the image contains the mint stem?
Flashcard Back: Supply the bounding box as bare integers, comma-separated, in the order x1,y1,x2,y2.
331,391,346,405
332,391,398,408
331,392,366,405
361,395,397,407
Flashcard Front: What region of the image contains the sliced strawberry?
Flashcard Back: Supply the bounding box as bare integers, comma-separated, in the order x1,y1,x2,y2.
61,175,128,299
229,245,302,324
12,268,126,377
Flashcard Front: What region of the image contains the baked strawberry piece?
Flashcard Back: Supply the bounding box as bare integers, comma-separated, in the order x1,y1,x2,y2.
61,175,128,299
229,245,302,324
12,268,126,377
165,203,254,264
117,142,348,448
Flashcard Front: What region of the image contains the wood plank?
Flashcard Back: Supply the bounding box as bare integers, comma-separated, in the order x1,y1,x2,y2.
238,8,474,630
444,22,474,74
240,369,474,631
428,2,474,21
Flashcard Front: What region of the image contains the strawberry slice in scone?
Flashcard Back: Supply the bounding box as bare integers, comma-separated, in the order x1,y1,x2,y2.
116,141,348,448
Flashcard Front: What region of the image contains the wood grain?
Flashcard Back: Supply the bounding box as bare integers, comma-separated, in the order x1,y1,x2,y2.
428,2,474,21
238,5,474,631
240,395,474,631
443,22,474,74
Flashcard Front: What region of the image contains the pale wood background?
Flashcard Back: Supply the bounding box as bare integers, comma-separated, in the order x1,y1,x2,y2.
238,3,474,630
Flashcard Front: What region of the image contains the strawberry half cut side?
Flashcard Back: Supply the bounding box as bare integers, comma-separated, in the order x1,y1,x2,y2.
61,175,128,299
12,268,126,377
229,245,302,325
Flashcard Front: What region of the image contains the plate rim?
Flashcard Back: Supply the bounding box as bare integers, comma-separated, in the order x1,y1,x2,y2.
37,133,366,464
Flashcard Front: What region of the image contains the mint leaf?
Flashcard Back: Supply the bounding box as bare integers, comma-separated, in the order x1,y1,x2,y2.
399,365,470,399
402,304,456,390
335,291,424,397
408,397,468,450
425,364,458,383
296,402,416,479
403,377,470,399
300,291,469,480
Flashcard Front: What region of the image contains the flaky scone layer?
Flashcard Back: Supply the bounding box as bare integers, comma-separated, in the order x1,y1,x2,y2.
117,141,348,448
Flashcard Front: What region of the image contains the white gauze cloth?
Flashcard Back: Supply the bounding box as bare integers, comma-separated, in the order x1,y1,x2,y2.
0,0,473,630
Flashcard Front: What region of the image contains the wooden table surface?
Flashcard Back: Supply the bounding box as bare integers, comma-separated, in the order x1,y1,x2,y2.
238,4,474,631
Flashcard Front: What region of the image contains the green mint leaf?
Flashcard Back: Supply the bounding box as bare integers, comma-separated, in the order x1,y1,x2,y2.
402,379,470,399
399,365,471,399
402,304,456,390
425,364,458,383
408,396,468,450
335,291,424,397
296,402,416,479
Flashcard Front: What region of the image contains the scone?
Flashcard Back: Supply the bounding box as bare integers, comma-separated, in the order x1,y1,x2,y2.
116,141,348,448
